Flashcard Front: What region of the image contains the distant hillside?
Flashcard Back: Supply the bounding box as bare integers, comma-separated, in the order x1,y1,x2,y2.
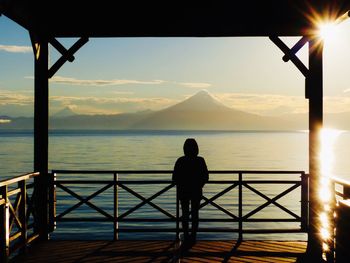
3,90,350,130
51,111,154,130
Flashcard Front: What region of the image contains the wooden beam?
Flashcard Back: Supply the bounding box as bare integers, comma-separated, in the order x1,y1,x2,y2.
269,36,309,78
48,37,88,78
306,37,324,260
31,33,49,241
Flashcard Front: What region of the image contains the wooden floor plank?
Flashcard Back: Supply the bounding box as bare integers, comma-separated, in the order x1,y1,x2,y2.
12,240,308,263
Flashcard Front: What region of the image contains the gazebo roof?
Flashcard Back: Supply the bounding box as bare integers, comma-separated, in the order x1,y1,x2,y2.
1,0,350,37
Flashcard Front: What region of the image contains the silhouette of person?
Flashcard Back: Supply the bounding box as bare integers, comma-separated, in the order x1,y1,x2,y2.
172,138,209,246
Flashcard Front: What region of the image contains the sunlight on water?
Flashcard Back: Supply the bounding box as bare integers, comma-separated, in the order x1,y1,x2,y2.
319,128,343,254
320,129,343,179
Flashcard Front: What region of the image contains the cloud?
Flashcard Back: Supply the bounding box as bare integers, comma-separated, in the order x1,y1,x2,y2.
49,95,176,115
0,90,33,106
179,82,211,88
215,92,350,115
112,91,135,95
0,45,32,53
0,90,34,117
215,92,308,115
27,76,212,90
49,76,165,86
0,119,11,124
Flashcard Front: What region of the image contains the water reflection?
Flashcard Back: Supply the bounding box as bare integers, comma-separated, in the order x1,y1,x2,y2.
319,128,342,255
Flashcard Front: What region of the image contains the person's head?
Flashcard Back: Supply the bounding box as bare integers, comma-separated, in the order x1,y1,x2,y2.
183,138,199,157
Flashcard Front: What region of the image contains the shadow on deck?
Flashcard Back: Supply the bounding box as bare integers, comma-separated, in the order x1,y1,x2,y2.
13,240,307,263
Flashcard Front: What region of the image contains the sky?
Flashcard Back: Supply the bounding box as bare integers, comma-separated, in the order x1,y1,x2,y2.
1,15,350,118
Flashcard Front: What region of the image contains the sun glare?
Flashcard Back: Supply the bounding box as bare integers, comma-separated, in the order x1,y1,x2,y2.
318,128,342,254
318,22,338,43
319,128,341,202
303,5,346,47
320,128,342,178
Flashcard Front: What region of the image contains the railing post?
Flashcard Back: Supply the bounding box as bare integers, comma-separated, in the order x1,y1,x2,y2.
48,172,57,234
113,173,119,241
334,183,350,263
238,172,243,241
335,199,350,263
326,180,336,263
176,185,180,241
343,186,350,199
301,172,309,232
0,186,9,263
19,180,27,254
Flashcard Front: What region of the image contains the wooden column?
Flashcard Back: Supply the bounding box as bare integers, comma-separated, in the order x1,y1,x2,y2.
32,34,49,240
307,37,324,260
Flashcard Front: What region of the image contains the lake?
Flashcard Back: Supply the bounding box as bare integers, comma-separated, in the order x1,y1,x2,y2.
1,129,349,241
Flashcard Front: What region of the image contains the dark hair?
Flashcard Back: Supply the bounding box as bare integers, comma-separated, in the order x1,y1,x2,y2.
183,138,199,157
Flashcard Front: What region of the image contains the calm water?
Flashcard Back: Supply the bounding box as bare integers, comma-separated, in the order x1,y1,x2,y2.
1,130,350,241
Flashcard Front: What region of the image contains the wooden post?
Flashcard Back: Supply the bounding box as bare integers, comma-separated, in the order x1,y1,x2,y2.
307,37,324,260
0,186,9,263
48,172,56,233
238,172,243,241
301,172,309,232
335,199,350,263
176,186,180,241
19,181,27,253
113,173,119,241
32,33,49,241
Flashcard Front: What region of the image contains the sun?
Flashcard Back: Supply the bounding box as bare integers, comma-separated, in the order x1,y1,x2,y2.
318,22,338,43
302,5,347,46
318,23,337,41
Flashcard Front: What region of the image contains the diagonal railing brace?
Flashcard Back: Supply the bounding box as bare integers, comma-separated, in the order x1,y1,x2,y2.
56,183,113,220
118,183,175,219
118,183,174,220
199,183,238,219
243,183,301,220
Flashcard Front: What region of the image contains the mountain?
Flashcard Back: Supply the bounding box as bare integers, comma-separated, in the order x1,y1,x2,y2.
166,90,229,112
131,90,303,130
52,107,77,118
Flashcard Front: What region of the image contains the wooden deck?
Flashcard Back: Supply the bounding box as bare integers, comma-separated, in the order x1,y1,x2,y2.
12,240,308,263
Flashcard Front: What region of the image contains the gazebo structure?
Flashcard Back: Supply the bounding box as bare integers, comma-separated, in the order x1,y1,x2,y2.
1,0,350,262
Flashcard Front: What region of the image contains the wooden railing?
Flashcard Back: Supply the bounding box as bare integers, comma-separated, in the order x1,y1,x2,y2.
5,171,350,262
51,170,309,241
328,176,350,262
0,172,41,262
332,176,350,201
0,170,309,261
317,176,350,263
